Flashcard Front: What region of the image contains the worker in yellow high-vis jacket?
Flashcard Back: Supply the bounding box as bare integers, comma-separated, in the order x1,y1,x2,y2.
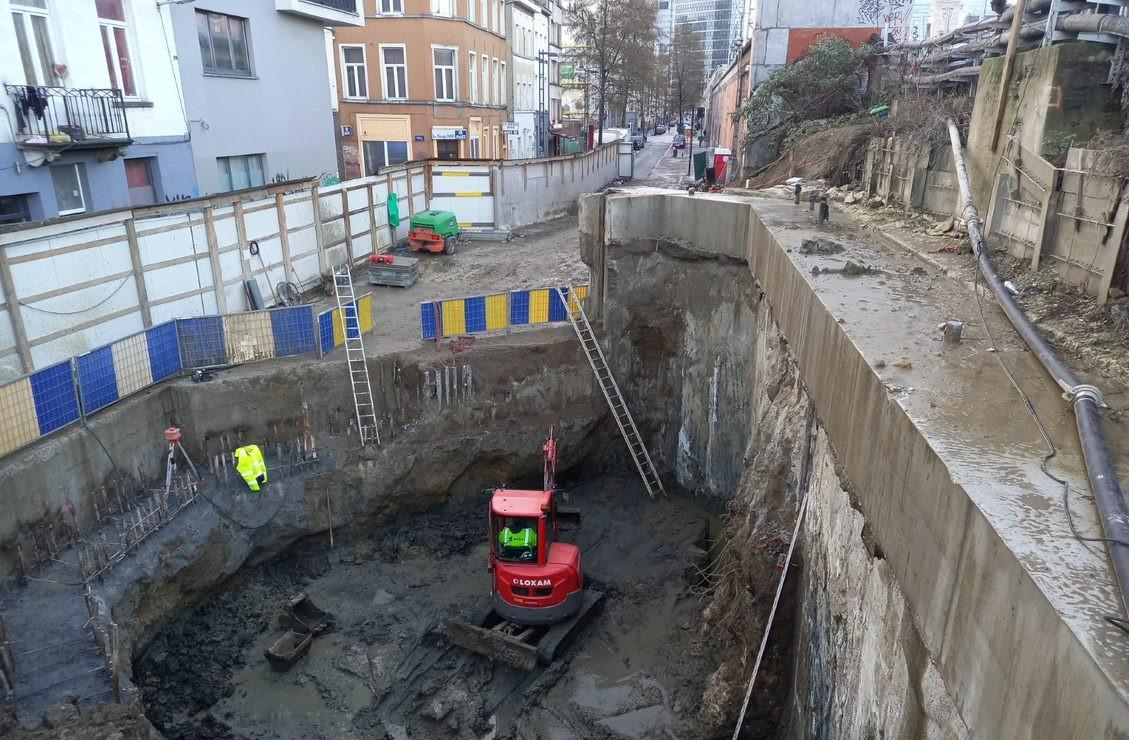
234,444,268,492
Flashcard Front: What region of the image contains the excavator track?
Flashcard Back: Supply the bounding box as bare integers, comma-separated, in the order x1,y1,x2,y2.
444,589,605,671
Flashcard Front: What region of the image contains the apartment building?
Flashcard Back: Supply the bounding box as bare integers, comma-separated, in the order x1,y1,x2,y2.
0,0,194,221
334,0,510,176
506,0,544,159
0,0,358,224
166,0,359,194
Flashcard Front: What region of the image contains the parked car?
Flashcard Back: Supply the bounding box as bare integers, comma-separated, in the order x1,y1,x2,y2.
630,132,644,150
654,125,666,135
672,133,686,149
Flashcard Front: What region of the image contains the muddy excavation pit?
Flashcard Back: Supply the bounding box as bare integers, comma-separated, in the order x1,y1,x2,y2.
135,471,722,739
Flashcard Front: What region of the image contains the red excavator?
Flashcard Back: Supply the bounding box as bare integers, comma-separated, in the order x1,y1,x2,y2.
445,428,604,670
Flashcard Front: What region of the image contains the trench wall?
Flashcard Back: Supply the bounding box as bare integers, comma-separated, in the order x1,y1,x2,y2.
0,330,607,584
578,190,1129,738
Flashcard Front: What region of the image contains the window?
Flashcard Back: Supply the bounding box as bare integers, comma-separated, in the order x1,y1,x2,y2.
493,59,500,105
468,52,477,103
125,158,156,206
496,0,503,32
12,0,57,86
431,0,454,16
97,0,136,97
341,45,367,99
381,45,407,99
470,137,480,157
467,0,475,22
217,154,265,191
51,164,86,216
0,195,32,226
362,140,408,176
196,10,251,76
481,54,489,105
379,0,402,12
500,62,506,105
433,47,456,101
480,0,487,27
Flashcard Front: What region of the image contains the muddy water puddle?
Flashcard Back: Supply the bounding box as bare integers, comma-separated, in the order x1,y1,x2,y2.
137,475,720,739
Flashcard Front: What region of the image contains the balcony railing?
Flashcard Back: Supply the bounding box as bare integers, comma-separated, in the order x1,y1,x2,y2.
4,85,130,148
303,0,356,9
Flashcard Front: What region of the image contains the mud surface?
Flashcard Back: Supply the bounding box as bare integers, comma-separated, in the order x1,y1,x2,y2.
136,474,720,739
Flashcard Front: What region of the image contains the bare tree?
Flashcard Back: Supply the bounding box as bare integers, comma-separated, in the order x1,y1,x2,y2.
669,24,705,132
568,0,658,143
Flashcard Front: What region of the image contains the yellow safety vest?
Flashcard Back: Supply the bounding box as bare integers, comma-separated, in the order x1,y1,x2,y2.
499,527,537,549
234,444,268,492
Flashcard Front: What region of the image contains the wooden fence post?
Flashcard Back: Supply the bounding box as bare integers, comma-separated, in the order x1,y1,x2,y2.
0,246,33,373
124,219,152,328
311,183,327,275
340,188,355,267
275,193,294,285
203,207,227,314
366,183,379,253
233,200,252,286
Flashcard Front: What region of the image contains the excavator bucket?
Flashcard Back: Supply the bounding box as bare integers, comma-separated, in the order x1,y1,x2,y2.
444,589,604,671
280,592,333,635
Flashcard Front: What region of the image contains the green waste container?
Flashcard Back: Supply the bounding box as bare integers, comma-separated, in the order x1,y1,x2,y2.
693,150,709,182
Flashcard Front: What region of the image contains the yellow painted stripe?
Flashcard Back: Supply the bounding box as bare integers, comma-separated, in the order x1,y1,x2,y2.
458,221,473,228
357,294,374,334
436,171,471,176
332,307,345,347
529,289,550,324
442,298,467,336
455,192,488,197
568,285,589,316
485,293,508,331
0,377,39,457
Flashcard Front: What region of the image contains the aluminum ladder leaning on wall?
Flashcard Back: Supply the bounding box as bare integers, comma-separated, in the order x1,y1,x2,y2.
555,288,663,498
334,269,380,445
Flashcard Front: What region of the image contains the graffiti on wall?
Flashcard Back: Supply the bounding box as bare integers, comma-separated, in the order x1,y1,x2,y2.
858,0,916,42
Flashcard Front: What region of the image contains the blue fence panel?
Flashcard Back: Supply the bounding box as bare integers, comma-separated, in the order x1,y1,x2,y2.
344,301,360,340
147,321,182,382
548,287,569,322
420,303,437,340
509,290,530,326
464,296,486,333
76,346,119,414
318,310,335,355
29,361,80,435
271,306,316,357
177,317,226,368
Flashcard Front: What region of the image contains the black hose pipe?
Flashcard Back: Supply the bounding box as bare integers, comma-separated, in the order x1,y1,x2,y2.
947,119,1129,619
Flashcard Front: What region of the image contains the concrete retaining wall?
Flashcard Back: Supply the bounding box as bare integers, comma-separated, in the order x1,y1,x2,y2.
580,190,1129,738
495,144,622,229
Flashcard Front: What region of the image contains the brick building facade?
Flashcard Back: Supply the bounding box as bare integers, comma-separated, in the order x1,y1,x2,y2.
333,0,510,178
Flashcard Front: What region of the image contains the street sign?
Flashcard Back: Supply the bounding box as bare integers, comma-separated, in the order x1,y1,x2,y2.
501,122,519,135
341,124,352,136
414,134,425,142
432,127,467,140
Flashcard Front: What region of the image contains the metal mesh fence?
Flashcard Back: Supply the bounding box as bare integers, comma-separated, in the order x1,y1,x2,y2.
419,285,588,340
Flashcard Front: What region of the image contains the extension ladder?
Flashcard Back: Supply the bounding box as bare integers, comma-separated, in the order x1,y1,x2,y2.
334,269,380,445
556,288,663,498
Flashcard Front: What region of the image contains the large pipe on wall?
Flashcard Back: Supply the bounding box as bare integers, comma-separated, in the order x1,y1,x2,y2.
946,118,1129,625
